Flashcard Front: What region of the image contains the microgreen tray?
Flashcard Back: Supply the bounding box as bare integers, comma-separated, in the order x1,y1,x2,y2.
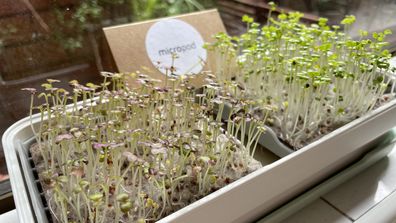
4,97,396,223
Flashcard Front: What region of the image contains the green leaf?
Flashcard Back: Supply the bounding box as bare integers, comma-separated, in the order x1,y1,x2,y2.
120,201,133,213
268,1,277,11
318,17,328,27
372,32,379,39
373,76,384,84
242,15,254,24
116,193,129,202
41,83,52,90
319,43,331,51
384,29,392,35
359,29,368,37
341,15,356,25
278,13,287,20
199,156,211,164
57,176,68,183
89,193,103,202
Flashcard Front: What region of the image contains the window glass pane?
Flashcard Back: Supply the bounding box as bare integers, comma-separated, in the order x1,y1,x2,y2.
1,0,396,198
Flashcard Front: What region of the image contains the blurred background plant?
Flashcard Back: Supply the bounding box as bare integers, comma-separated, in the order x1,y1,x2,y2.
131,0,216,21
51,0,217,51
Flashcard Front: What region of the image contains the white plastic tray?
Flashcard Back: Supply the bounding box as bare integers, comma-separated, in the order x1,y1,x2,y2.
3,99,396,222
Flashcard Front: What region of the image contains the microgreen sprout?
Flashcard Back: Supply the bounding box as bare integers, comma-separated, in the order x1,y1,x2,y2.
25,72,264,222
207,6,396,149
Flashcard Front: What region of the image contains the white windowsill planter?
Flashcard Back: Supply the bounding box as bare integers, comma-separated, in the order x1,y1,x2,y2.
3,91,396,223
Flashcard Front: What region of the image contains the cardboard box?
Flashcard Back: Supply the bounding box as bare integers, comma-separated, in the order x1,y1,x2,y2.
103,9,226,87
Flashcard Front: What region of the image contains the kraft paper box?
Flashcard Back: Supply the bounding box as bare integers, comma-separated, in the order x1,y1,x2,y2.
103,9,226,87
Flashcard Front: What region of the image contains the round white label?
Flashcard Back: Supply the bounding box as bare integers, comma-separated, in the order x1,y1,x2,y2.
145,18,207,76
